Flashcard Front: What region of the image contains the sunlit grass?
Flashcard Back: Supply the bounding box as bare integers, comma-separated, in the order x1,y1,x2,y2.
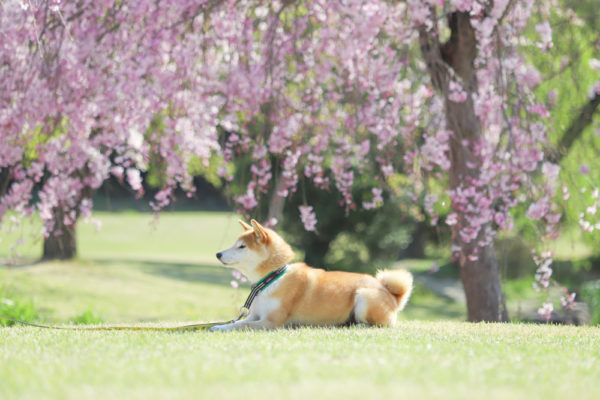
1,321,598,400
0,211,243,264
0,260,241,324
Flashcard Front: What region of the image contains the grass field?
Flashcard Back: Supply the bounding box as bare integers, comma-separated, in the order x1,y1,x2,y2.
1,322,599,399
0,211,244,264
1,211,599,399
0,212,248,323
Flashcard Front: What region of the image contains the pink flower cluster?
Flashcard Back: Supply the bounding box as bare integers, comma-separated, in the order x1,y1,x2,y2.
208,0,431,221
535,22,553,51
1,0,220,240
537,301,554,322
533,251,553,291
448,81,468,103
560,292,576,310
299,205,317,232
532,249,577,316
578,188,600,233
363,188,384,210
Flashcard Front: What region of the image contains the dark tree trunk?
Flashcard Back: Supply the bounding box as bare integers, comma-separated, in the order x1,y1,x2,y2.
42,210,77,260
267,173,286,223
459,238,507,321
547,92,600,162
418,11,508,322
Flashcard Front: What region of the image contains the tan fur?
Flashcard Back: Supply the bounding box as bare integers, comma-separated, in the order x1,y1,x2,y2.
212,220,413,331
238,220,252,231
239,224,294,278
376,269,413,311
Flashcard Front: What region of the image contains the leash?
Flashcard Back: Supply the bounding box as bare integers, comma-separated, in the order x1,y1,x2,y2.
0,313,244,331
0,265,288,331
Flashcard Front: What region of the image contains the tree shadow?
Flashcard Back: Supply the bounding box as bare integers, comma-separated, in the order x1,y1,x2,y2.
90,258,240,288
404,301,466,320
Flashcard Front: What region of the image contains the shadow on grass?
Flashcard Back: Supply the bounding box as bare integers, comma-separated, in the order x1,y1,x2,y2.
404,301,466,321
90,258,240,288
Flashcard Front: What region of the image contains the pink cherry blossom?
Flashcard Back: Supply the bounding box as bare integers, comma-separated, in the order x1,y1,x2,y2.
448,81,468,103
560,292,576,309
126,169,143,192
446,213,458,226
363,188,384,210
537,301,554,321
535,22,553,51
527,198,549,220
299,205,317,232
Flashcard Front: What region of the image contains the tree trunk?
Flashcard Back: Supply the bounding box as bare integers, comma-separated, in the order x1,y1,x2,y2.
267,172,286,223
459,238,507,321
42,210,77,260
547,92,600,163
419,11,508,322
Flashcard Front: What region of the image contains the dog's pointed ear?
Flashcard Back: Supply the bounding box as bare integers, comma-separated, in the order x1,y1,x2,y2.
238,220,252,231
250,219,269,243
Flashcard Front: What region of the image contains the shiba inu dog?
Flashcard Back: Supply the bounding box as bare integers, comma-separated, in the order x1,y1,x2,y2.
211,219,413,331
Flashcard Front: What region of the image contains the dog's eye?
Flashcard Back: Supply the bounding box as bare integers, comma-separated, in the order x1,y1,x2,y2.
238,244,246,249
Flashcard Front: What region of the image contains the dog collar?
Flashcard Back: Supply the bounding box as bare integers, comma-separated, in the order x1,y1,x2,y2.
242,265,288,311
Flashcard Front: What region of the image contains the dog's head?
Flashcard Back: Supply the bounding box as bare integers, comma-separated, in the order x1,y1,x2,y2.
216,219,295,282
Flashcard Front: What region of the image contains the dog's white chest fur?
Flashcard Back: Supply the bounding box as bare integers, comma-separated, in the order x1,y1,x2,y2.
247,277,283,320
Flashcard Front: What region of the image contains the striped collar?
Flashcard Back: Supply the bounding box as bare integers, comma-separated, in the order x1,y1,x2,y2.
242,265,288,311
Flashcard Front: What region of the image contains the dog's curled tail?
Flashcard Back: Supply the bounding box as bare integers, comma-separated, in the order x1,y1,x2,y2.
376,269,413,311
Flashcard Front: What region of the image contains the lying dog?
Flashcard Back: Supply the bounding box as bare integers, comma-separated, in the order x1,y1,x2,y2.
212,219,412,331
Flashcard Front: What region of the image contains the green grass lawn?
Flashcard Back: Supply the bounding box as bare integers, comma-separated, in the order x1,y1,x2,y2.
1,211,599,399
0,260,243,324
0,211,244,265
1,322,598,400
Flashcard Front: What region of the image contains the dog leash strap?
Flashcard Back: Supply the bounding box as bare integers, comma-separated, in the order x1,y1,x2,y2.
0,314,70,329
0,314,236,331
0,313,237,332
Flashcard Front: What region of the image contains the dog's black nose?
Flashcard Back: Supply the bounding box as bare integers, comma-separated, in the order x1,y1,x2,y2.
216,252,222,260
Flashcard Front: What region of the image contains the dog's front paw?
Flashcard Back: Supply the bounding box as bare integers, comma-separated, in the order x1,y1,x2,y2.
209,324,230,332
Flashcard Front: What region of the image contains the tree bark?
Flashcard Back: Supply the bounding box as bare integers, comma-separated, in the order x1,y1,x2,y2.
459,236,507,321
267,172,286,223
42,209,77,260
418,11,508,322
548,92,600,163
